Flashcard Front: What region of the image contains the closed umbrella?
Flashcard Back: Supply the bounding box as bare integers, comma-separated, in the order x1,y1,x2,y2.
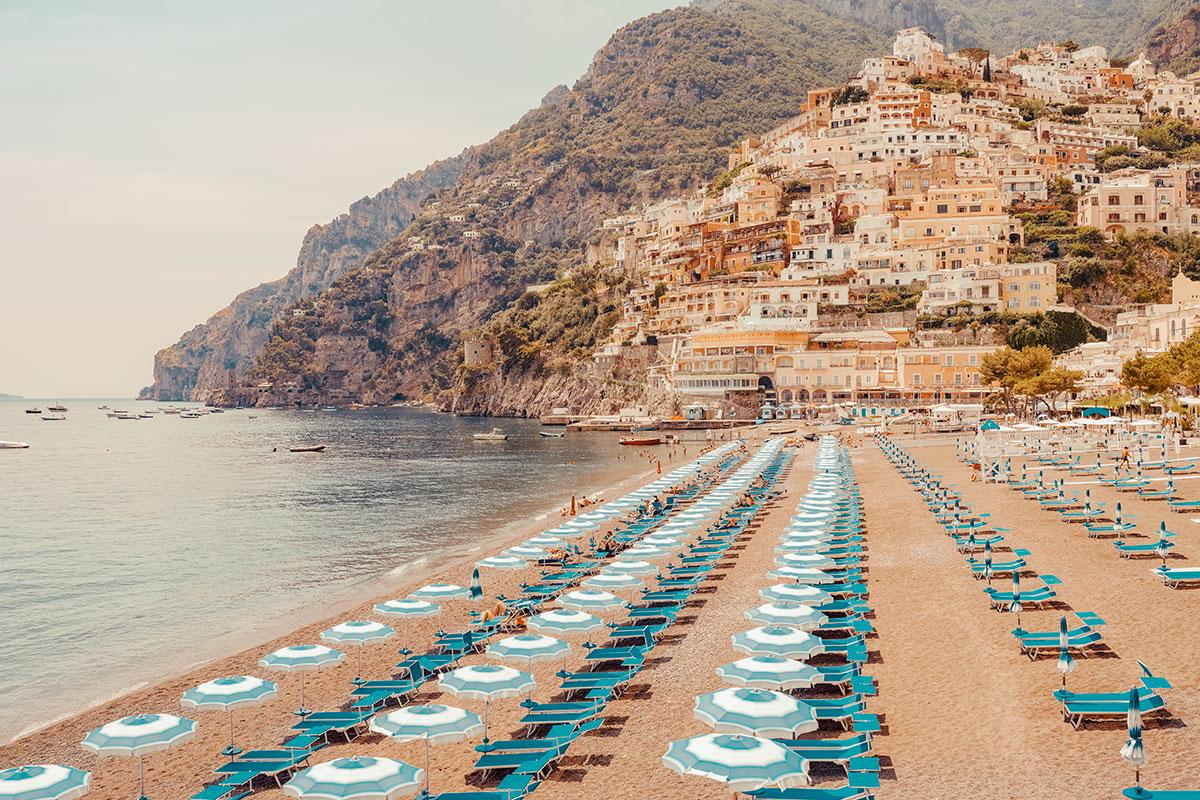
694,688,818,738
1121,686,1146,796
662,733,808,793
1009,572,1023,633
374,598,440,658
983,539,993,585
82,714,197,800
1056,615,1076,690
370,704,482,798
0,765,91,800
260,644,345,716
283,756,421,800
321,621,395,685
181,675,277,756
469,567,483,601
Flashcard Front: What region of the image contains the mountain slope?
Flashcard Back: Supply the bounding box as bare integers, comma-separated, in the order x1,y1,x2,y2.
1144,4,1200,75
141,153,466,400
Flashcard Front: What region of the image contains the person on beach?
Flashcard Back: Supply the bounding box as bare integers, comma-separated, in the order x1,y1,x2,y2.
971,462,982,482
1120,446,1131,469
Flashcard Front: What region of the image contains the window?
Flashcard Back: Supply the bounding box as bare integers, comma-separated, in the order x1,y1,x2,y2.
1108,195,1120,206
1133,194,1144,205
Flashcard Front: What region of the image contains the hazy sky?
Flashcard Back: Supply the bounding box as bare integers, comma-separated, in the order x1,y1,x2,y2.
0,0,677,398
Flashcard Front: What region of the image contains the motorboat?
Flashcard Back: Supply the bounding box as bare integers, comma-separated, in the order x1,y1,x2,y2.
41,413,67,421
0,441,30,449
138,412,154,419
473,428,508,441
116,413,139,420
97,405,109,410
180,410,204,419
619,436,662,446
47,404,67,412
289,444,327,453
538,430,565,439
24,408,41,414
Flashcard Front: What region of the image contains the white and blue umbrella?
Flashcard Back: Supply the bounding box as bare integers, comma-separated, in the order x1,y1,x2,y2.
438,664,534,745
744,602,828,631
260,644,345,716
1056,615,1076,689
731,627,825,659
469,567,483,601
583,573,643,592
559,590,624,611
1009,572,1023,631
505,545,548,560
523,535,565,547
410,584,470,602
662,733,809,792
618,545,671,561
82,714,197,800
181,675,277,756
983,539,994,584
283,756,421,800
373,598,440,657
321,621,395,685
475,555,527,571
717,655,820,691
603,559,656,576
694,688,818,738
526,609,604,637
370,704,483,797
486,634,570,704
767,566,836,585
0,765,91,800
1121,686,1147,792
759,584,832,605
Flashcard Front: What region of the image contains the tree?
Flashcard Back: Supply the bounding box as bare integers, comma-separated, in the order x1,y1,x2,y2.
980,345,1053,412
1121,351,1174,395
1016,366,1082,413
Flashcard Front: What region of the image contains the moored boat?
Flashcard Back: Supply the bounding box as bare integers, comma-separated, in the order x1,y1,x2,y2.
0,440,30,449
24,408,41,414
289,444,327,452
538,430,565,439
619,436,662,446
47,404,67,412
473,428,508,441
41,413,67,421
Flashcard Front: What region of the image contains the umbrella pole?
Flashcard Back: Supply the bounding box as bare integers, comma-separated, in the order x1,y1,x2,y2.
222,709,242,756
138,752,147,800
400,617,411,657
424,736,432,797
296,673,308,717
354,646,365,685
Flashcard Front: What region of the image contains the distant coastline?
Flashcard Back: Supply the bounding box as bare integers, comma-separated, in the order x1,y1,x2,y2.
0,393,23,400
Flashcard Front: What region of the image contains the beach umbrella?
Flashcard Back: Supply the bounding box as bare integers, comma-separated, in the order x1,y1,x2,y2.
282,756,421,800
694,688,818,738
983,539,993,585
618,545,671,561
526,608,604,637
767,566,836,585
469,567,483,601
662,733,809,793
744,602,827,631
410,584,470,602
1120,686,1146,794
260,644,345,716
321,621,395,685
603,559,656,576
758,584,832,605
438,664,534,746
82,714,197,800
475,555,527,571
523,535,565,547
559,590,624,611
0,765,91,800
373,599,440,657
486,633,570,705
369,704,483,797
731,626,824,659
1056,616,1076,690
181,675,278,756
583,572,643,592
716,656,820,691
1157,524,1172,568
504,545,548,560
776,552,836,569
1009,572,1023,632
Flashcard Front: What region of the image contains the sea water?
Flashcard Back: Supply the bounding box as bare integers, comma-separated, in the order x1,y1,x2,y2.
0,401,639,742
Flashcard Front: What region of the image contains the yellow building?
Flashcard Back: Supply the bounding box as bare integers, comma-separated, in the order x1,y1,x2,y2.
1001,262,1057,311
893,185,1022,248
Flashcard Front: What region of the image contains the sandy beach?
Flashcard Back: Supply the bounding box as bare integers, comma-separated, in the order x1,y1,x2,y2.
8,426,1200,799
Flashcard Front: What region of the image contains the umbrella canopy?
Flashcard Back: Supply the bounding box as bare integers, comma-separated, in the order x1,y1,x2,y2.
523,535,565,547
731,626,825,659
559,590,624,611
485,634,569,664
321,621,395,646
662,733,809,793
373,598,440,618
81,714,196,756
0,765,90,800
181,676,277,710
716,656,820,691
439,665,534,701
475,555,527,571
369,704,484,745
526,609,604,635
775,553,837,569
582,573,643,592
505,545,548,560
767,566,837,584
603,559,656,576
617,546,671,561
283,756,421,800
744,602,828,631
260,644,345,672
410,584,470,601
758,584,833,605
694,688,818,738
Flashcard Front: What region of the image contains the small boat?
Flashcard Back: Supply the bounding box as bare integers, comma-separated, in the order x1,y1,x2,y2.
138,413,154,419
116,413,139,420
321,406,339,412
620,436,662,446
97,405,109,410
473,428,508,441
24,408,41,414
162,408,180,415
180,411,204,419
538,430,565,439
0,441,30,449
47,404,67,412
289,444,327,453
41,414,67,421
207,407,224,414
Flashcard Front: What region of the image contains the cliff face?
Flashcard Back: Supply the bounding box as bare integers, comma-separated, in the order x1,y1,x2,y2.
1145,5,1200,75
142,154,467,401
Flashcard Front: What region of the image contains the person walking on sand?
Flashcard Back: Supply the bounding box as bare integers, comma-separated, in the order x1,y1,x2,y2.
1120,446,1131,469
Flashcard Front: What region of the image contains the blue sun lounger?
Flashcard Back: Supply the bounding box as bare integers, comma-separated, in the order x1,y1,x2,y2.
968,558,1026,578
1121,789,1200,799
774,733,874,764
1114,538,1174,558
1060,690,1166,729
983,580,1057,610
1167,497,1200,512
429,773,539,800
1154,566,1200,587
1014,625,1103,658
748,787,872,799
1165,463,1198,475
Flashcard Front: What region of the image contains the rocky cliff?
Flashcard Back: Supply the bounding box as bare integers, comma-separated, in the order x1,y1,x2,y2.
1145,5,1200,75
141,154,466,400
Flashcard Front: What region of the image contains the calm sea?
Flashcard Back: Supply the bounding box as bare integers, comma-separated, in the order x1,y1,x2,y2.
0,401,640,743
